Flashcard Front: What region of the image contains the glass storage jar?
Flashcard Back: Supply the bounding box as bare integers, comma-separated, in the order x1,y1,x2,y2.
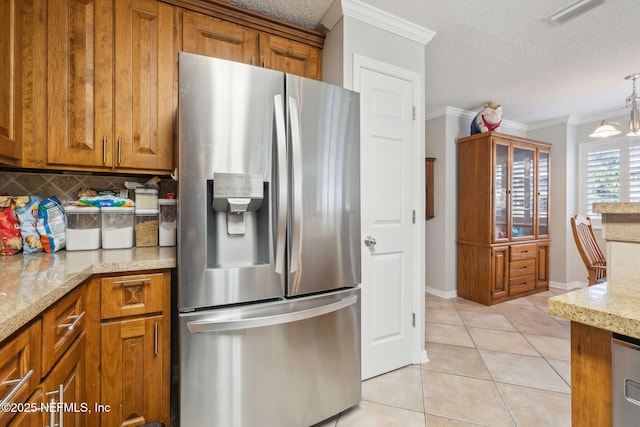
101,207,134,249
158,198,177,246
65,206,101,251
135,188,158,209
135,208,159,247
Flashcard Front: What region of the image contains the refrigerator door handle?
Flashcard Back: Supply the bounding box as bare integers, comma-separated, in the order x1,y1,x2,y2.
288,95,303,276
187,294,358,333
273,94,288,276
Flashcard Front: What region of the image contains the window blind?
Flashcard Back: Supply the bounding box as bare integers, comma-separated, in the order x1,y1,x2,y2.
586,148,620,217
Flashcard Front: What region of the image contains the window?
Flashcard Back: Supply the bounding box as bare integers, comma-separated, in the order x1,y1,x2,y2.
579,136,640,225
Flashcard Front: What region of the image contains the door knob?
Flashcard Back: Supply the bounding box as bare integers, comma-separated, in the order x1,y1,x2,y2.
364,236,377,247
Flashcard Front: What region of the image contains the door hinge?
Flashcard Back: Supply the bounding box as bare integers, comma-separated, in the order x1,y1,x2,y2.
412,210,416,224
412,312,416,327
412,106,416,120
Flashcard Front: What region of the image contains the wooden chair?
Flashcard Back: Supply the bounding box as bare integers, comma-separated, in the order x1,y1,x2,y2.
570,214,607,286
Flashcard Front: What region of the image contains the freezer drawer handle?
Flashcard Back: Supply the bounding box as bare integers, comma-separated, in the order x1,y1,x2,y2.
187,295,358,333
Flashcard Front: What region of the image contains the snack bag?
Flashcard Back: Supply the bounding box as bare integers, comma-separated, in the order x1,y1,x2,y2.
37,197,66,253
0,196,23,255
14,196,43,254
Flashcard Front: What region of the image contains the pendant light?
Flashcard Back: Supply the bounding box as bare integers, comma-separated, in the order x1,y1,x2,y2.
589,120,621,138
590,73,640,138
626,73,640,136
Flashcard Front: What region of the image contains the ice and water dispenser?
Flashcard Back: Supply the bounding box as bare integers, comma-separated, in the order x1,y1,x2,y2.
207,172,270,268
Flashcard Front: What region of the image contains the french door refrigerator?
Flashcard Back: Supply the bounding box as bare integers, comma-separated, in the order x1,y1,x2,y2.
177,52,361,427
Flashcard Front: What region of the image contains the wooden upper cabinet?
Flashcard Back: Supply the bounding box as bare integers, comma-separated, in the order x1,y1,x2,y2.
47,0,113,168
180,9,322,80
182,11,259,64
3,0,323,173
114,0,174,171
47,0,174,173
260,33,322,80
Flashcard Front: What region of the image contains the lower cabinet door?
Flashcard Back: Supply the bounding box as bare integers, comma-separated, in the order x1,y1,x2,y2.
491,247,509,300
43,333,87,427
536,243,550,289
7,386,46,427
101,315,165,427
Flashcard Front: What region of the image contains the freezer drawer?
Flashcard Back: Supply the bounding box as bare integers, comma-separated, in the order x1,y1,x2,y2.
179,288,361,427
613,334,640,427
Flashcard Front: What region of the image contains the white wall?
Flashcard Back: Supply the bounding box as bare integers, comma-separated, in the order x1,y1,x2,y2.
323,16,426,90
424,115,452,297
527,121,584,288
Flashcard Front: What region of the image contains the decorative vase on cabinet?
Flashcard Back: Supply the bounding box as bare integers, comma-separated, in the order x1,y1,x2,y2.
457,132,551,305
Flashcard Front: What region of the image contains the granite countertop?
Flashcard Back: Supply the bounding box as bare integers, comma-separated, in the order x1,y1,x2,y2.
0,246,176,343
593,202,640,214
548,275,640,339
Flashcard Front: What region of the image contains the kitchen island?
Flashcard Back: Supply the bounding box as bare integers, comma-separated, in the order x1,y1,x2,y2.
549,202,640,427
549,277,640,427
0,246,176,342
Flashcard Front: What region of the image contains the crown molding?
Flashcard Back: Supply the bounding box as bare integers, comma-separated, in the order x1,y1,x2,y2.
321,0,436,45
427,106,527,132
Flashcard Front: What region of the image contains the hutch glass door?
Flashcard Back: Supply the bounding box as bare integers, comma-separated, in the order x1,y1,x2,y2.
494,143,509,240
537,150,549,237
511,146,535,238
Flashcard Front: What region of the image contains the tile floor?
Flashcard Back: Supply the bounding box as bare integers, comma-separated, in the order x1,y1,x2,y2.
317,288,576,427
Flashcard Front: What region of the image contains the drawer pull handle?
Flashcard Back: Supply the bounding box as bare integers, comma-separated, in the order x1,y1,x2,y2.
57,311,86,330
46,384,64,427
112,278,152,285
117,136,122,165
154,321,159,356
0,370,34,406
102,135,107,164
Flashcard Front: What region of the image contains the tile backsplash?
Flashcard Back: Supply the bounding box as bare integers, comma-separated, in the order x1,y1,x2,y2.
0,169,178,203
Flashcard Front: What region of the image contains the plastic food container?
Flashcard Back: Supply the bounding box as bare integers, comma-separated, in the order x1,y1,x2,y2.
135,208,159,247
101,207,134,249
158,198,177,247
135,188,158,209
65,206,101,251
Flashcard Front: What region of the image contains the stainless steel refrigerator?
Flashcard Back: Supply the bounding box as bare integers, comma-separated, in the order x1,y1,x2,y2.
177,52,361,427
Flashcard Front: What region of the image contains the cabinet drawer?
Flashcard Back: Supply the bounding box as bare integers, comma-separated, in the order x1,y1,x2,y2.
509,259,536,278
509,274,536,294
0,321,41,426
42,286,86,375
101,273,165,319
510,243,536,261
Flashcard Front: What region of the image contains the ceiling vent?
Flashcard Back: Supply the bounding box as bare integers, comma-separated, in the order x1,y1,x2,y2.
548,0,604,23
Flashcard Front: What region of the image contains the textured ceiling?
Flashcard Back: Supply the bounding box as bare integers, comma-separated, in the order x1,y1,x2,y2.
224,0,640,125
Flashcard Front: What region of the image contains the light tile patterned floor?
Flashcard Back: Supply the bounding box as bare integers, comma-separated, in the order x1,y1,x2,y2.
317,288,575,427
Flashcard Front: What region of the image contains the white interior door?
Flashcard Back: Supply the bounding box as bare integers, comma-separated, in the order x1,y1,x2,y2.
357,61,417,380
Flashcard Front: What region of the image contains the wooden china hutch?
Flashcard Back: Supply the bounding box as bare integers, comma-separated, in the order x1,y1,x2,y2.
457,132,551,305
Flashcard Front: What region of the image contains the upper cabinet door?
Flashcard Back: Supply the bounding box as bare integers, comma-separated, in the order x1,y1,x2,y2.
493,140,509,242
182,11,259,64
537,148,550,238
47,0,114,168
510,143,535,240
0,0,21,164
114,0,174,171
260,33,322,80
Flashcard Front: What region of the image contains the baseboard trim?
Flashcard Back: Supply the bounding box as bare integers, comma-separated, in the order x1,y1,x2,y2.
550,280,587,290
425,287,458,299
